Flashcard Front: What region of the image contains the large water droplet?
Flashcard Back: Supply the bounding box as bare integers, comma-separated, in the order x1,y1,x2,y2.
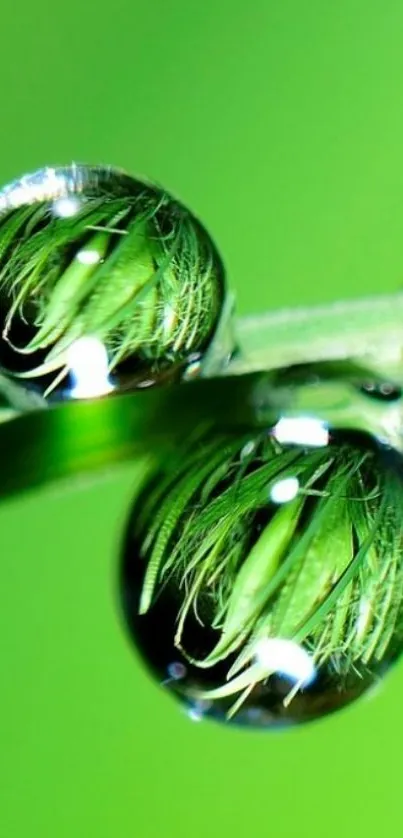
120,423,403,728
0,165,225,403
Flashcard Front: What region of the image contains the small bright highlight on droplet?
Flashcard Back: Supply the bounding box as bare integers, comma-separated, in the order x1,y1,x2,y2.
167,662,187,681
255,638,316,686
52,196,81,218
270,476,300,504
188,708,203,722
187,700,211,722
67,336,114,399
76,248,102,266
273,416,329,448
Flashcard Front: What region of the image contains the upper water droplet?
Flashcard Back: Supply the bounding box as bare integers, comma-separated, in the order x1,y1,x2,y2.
0,164,225,404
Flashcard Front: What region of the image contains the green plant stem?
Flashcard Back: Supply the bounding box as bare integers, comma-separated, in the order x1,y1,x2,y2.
220,291,403,382
3,289,403,498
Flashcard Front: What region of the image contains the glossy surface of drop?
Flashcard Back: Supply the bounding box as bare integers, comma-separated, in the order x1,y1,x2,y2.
121,422,403,727
0,165,225,402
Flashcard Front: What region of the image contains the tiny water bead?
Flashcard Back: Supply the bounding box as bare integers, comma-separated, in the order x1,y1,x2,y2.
120,424,403,728
0,165,225,401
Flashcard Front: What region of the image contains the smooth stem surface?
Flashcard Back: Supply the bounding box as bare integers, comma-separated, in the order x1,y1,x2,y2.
0,374,272,501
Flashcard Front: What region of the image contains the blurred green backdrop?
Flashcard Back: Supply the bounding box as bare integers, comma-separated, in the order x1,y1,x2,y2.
2,1,403,835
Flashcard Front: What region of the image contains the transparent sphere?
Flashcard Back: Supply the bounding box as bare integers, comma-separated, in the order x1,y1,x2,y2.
120,421,403,728
0,165,225,402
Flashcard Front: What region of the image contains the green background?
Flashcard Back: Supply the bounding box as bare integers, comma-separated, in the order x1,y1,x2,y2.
1,2,403,835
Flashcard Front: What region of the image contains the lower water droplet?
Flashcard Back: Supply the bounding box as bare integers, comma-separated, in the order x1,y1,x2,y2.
120,422,403,728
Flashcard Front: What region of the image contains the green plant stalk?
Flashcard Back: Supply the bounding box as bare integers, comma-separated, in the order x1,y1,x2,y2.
222,290,403,382
3,285,403,492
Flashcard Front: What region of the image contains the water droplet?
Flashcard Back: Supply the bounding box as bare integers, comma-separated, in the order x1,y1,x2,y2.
120,424,403,728
0,164,225,403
